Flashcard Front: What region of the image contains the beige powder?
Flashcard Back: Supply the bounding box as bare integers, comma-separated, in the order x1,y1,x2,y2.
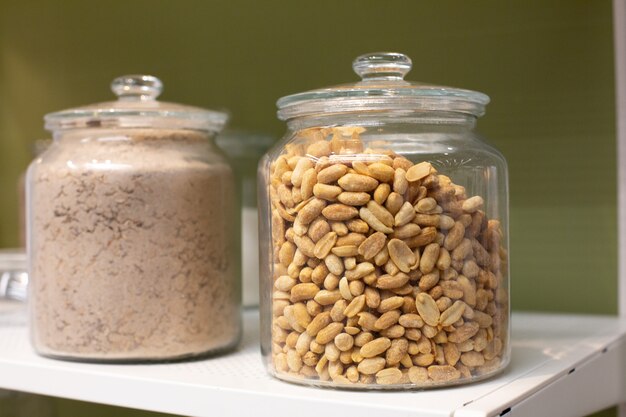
29,129,240,361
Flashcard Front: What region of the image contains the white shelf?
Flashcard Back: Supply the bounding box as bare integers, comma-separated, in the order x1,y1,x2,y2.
0,305,625,417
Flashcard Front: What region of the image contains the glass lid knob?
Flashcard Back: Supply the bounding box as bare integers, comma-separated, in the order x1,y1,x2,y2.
111,74,163,101
352,52,412,81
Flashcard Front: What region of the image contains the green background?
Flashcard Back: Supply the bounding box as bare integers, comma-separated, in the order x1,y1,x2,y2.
0,1,618,416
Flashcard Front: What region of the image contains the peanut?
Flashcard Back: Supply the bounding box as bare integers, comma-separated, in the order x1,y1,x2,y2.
357,357,386,375
439,300,466,327
443,342,461,366
359,207,394,234
338,173,379,192
308,218,331,242
416,197,437,213
374,246,390,266
386,338,409,365
314,289,342,306
377,295,405,313
367,201,394,228
393,168,409,194
292,302,312,329
462,196,484,213
388,238,416,273
336,232,366,247
360,337,392,358
413,213,440,227
322,204,359,221
376,367,403,385
344,294,366,318
344,262,375,280
357,312,379,331
460,351,485,367
344,256,357,270
420,243,440,273
313,183,342,200
365,286,381,309
286,349,303,372
376,273,410,290
330,221,349,237
394,202,416,227
274,275,297,292
317,164,348,184
316,322,345,344
444,221,465,251
406,162,432,182
392,223,421,239
419,270,440,291
368,163,396,182
313,232,337,259
290,283,319,302
306,311,332,336
415,293,440,327
448,322,480,344
358,232,387,260
399,314,424,328
385,192,405,215
331,245,359,257
374,310,401,330
339,277,353,301
403,226,437,248
324,254,344,276
373,183,391,204
408,366,429,384
291,158,314,187
338,192,371,206
293,198,325,227
346,218,369,234
334,333,355,352
427,365,460,382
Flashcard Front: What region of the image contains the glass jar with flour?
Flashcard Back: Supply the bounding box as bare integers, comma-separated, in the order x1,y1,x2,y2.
27,75,241,361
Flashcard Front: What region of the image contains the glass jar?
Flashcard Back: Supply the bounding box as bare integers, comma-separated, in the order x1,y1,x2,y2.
216,130,274,307
28,75,241,362
258,53,509,388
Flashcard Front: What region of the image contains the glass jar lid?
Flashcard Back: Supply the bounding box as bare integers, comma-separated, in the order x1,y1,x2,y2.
45,75,228,132
277,52,490,121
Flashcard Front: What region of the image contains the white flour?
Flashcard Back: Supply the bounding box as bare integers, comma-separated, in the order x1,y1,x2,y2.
29,129,240,360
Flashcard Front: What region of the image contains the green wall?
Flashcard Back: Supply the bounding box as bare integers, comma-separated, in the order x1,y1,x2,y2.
0,1,618,416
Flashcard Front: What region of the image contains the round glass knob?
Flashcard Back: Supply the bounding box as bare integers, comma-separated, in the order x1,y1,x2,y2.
352,52,412,81
111,75,163,101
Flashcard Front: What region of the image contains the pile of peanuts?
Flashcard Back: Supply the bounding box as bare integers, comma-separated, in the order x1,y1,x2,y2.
268,126,508,387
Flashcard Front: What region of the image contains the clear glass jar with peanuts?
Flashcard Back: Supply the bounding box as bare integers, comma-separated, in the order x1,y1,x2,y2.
258,53,509,388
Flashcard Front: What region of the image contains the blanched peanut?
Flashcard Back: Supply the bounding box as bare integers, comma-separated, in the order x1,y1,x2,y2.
385,192,404,215
313,183,342,200
338,174,379,192
376,367,403,385
420,243,440,274
317,164,348,184
387,239,416,273
358,231,387,260
335,333,355,351
357,357,386,375
373,183,391,204
338,192,371,206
